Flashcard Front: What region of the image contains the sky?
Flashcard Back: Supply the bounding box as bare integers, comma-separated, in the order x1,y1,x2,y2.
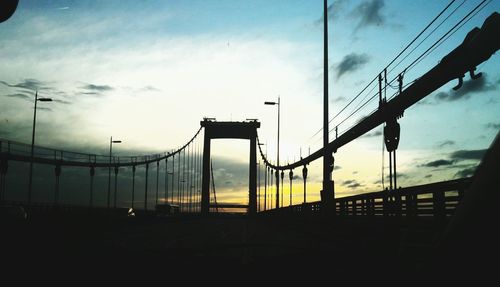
0,0,499,209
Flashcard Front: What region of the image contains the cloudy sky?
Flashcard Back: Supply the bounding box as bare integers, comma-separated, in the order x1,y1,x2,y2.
0,0,498,209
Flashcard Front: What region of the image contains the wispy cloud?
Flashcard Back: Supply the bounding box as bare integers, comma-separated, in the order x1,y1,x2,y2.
438,140,455,147
351,0,386,30
334,53,370,79
52,98,72,105
418,149,486,170
332,96,346,103
341,179,363,189
485,122,500,129
421,159,454,167
37,107,52,112
79,83,114,97
315,0,348,25
0,79,51,91
142,85,161,92
454,166,477,178
81,83,113,92
435,74,497,102
3,93,31,101
450,149,487,161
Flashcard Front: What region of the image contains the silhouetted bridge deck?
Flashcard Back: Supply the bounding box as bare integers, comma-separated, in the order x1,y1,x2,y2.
1,177,471,220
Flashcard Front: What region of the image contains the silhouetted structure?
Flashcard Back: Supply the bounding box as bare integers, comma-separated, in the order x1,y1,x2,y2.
200,119,260,215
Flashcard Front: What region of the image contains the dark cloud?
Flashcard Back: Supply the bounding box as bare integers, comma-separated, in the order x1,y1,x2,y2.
435,74,497,102
142,85,161,92
438,140,455,147
335,53,370,79
394,172,409,179
332,96,346,103
416,99,432,105
454,166,476,178
341,179,363,189
210,157,250,193
3,93,31,101
0,79,51,91
485,122,500,129
419,149,486,170
79,83,113,98
82,92,100,96
383,173,408,181
351,0,386,30
52,99,72,105
81,83,113,92
342,180,355,185
1,79,71,104
347,182,362,189
421,159,454,167
315,0,348,25
37,107,52,112
450,149,487,161
363,130,382,138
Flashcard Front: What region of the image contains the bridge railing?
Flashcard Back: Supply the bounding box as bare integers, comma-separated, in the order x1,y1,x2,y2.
261,177,471,218
0,126,202,167
0,138,166,166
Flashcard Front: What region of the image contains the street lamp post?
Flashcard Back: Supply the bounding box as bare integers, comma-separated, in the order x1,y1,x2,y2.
107,136,121,208
28,91,52,203
264,96,280,209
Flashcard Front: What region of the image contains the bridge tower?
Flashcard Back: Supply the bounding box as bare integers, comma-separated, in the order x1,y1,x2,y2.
200,119,260,215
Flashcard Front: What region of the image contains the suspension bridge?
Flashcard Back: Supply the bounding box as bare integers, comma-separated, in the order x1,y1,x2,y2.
0,1,499,276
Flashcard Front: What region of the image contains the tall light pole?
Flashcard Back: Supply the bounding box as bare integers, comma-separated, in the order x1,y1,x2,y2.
265,96,280,209
322,0,333,202
28,91,52,203
107,136,121,208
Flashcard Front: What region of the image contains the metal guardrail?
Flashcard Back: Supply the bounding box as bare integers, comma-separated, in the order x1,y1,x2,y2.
261,177,472,218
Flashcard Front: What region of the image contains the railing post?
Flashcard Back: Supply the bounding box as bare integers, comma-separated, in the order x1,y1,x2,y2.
406,194,415,217
369,197,375,216
383,190,388,217
395,191,402,217
145,163,149,211
289,169,293,208
156,160,160,207
433,190,445,220
0,154,8,201
54,164,61,205
458,188,465,201
89,166,95,207
132,165,136,209
113,166,119,208
164,157,168,205
302,165,307,204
